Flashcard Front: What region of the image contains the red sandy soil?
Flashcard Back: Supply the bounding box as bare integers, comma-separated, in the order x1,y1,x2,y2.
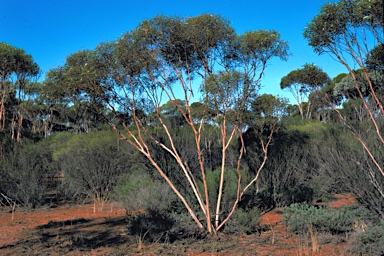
327,193,358,208
0,194,357,255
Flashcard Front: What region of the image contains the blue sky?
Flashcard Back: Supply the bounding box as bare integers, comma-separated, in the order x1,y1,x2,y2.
1,0,345,103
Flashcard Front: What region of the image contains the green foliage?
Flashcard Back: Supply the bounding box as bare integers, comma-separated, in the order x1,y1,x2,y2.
251,94,287,118
280,63,330,91
127,211,207,244
348,221,384,255
49,132,74,160
230,207,261,234
306,121,384,216
201,167,254,213
187,14,235,59
237,30,289,63
113,170,176,215
126,211,175,243
332,70,383,100
280,63,330,119
4,11,380,243
283,203,372,235
304,0,383,54
0,42,39,79
244,117,384,219
41,48,110,134
249,94,288,128
203,70,252,117
366,43,384,71
0,140,53,208
244,125,315,209
114,170,206,242
171,212,208,240
32,13,290,234
54,130,130,204
288,120,329,136
0,42,40,144
52,129,120,159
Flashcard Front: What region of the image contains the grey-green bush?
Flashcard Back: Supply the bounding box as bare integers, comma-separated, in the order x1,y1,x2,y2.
283,203,372,235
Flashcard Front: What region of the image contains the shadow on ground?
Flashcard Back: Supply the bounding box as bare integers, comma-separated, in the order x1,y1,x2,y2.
1,216,130,255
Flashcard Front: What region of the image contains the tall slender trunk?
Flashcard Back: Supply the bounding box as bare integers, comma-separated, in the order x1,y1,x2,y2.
11,113,15,140
0,84,6,131
17,112,23,142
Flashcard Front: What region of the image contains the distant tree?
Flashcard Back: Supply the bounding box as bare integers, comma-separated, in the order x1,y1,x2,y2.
324,73,348,104
0,42,39,142
250,94,288,124
41,49,111,135
280,63,330,119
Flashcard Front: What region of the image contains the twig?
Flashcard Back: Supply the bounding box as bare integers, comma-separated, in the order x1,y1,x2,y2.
1,193,17,221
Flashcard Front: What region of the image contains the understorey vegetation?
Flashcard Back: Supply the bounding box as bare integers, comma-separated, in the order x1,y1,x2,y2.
0,0,383,253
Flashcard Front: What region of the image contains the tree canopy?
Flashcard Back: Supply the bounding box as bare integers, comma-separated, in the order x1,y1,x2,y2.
280,63,330,119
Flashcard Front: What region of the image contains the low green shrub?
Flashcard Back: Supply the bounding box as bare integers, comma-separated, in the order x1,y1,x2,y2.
114,170,205,243
126,211,175,243
282,203,371,235
0,142,49,209
234,207,261,234
113,170,176,215
169,212,206,241
125,206,209,244
347,221,384,255
201,167,255,213
223,207,261,235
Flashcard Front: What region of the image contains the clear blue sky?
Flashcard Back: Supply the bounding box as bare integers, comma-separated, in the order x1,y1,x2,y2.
1,0,345,103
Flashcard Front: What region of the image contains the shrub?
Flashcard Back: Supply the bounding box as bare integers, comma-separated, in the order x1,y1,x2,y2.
350,221,384,255
0,142,51,209
244,127,316,208
113,170,176,215
114,170,209,243
282,203,372,235
168,212,206,241
230,207,261,234
126,211,175,243
201,167,255,213
54,130,130,208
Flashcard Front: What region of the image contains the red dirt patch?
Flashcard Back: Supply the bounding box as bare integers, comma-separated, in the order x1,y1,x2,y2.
257,209,347,256
260,210,282,226
327,193,358,208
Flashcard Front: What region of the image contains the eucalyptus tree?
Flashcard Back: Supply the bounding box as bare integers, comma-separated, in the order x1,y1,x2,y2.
302,73,347,124
41,49,111,134
332,69,383,123
0,42,39,142
251,94,288,122
104,14,289,235
365,43,384,71
304,0,384,177
280,63,330,119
